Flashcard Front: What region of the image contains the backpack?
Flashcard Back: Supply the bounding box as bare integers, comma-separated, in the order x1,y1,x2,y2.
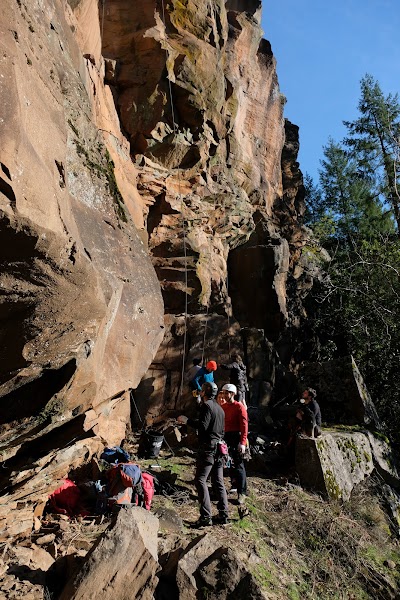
227,362,247,388
100,446,130,464
106,463,141,497
236,363,248,388
106,463,154,511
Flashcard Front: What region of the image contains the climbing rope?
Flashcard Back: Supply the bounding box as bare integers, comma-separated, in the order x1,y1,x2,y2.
158,2,234,382
200,300,210,365
199,163,233,361
160,0,189,407
101,0,106,47
226,267,232,355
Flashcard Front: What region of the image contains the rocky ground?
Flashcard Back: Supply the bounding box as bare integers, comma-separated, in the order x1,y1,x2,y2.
1,430,400,600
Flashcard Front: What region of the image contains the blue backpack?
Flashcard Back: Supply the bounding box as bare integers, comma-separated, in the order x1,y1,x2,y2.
100,446,130,464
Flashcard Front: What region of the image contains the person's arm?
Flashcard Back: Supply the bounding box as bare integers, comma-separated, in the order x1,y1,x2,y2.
302,405,314,424
238,404,248,445
191,368,204,391
315,403,322,427
220,362,234,371
188,402,211,431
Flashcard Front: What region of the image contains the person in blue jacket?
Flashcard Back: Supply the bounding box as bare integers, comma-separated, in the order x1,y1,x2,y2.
191,360,218,402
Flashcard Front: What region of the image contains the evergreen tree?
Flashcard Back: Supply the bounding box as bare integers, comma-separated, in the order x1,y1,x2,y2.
344,74,400,234
304,76,400,443
304,140,393,243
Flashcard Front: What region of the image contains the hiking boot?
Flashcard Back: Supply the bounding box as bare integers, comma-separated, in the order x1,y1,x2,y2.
213,515,228,525
238,493,246,505
193,517,212,528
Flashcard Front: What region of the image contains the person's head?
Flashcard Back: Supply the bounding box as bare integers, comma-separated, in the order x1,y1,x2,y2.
193,358,201,366
301,388,317,404
217,391,226,406
221,383,237,403
201,381,218,401
231,353,242,363
206,360,217,372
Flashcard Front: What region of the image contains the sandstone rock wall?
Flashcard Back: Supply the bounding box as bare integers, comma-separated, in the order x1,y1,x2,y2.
123,0,308,417
0,0,165,537
0,0,164,434
0,0,309,539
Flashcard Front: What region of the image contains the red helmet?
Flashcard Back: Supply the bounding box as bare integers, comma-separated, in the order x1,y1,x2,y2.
206,360,217,371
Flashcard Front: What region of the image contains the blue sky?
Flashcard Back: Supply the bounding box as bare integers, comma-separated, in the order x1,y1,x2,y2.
261,1,400,182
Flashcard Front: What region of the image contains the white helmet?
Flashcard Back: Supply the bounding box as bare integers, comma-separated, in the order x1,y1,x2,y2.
222,383,237,394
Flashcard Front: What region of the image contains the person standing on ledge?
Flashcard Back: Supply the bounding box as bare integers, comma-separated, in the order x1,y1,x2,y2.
299,387,322,438
220,353,249,408
177,381,229,527
220,383,248,510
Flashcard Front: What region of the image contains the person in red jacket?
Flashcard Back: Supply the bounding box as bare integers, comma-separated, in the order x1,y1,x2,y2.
220,383,248,506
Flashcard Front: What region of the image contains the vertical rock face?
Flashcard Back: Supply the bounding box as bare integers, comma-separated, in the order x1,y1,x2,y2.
0,0,307,535
0,0,164,425
114,0,307,416
0,0,164,532
300,356,381,427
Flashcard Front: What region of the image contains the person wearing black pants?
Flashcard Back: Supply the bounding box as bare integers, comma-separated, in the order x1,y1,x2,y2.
177,381,229,527
224,431,247,496
220,383,248,509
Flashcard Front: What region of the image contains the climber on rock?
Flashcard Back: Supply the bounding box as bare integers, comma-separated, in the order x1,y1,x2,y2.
186,357,202,394
190,360,218,404
298,387,322,438
219,353,249,408
177,381,229,527
220,383,248,514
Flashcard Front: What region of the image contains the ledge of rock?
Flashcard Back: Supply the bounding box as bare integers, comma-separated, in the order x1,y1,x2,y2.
295,430,400,502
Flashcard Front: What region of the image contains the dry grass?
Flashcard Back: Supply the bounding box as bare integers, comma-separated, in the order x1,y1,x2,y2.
34,444,400,599
151,452,400,599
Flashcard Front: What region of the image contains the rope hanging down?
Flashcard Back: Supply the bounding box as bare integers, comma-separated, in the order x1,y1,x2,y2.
159,2,232,382
101,0,106,46
160,0,189,406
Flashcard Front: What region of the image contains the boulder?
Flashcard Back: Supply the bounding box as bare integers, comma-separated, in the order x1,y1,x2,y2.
295,431,374,501
154,507,184,533
295,428,400,502
196,547,267,600
176,534,222,600
60,507,159,600
174,535,267,599
367,432,400,490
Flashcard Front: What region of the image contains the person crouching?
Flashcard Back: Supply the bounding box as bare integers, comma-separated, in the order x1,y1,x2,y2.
177,381,229,527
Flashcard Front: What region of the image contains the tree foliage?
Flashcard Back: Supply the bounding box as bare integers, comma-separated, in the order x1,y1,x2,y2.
304,75,400,443
344,74,400,234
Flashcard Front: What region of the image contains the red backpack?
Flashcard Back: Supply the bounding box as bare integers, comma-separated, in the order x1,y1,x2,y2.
106,463,154,510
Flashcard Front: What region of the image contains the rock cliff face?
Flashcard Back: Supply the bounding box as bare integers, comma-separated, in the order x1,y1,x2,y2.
0,0,308,537
0,0,165,535
124,0,307,418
